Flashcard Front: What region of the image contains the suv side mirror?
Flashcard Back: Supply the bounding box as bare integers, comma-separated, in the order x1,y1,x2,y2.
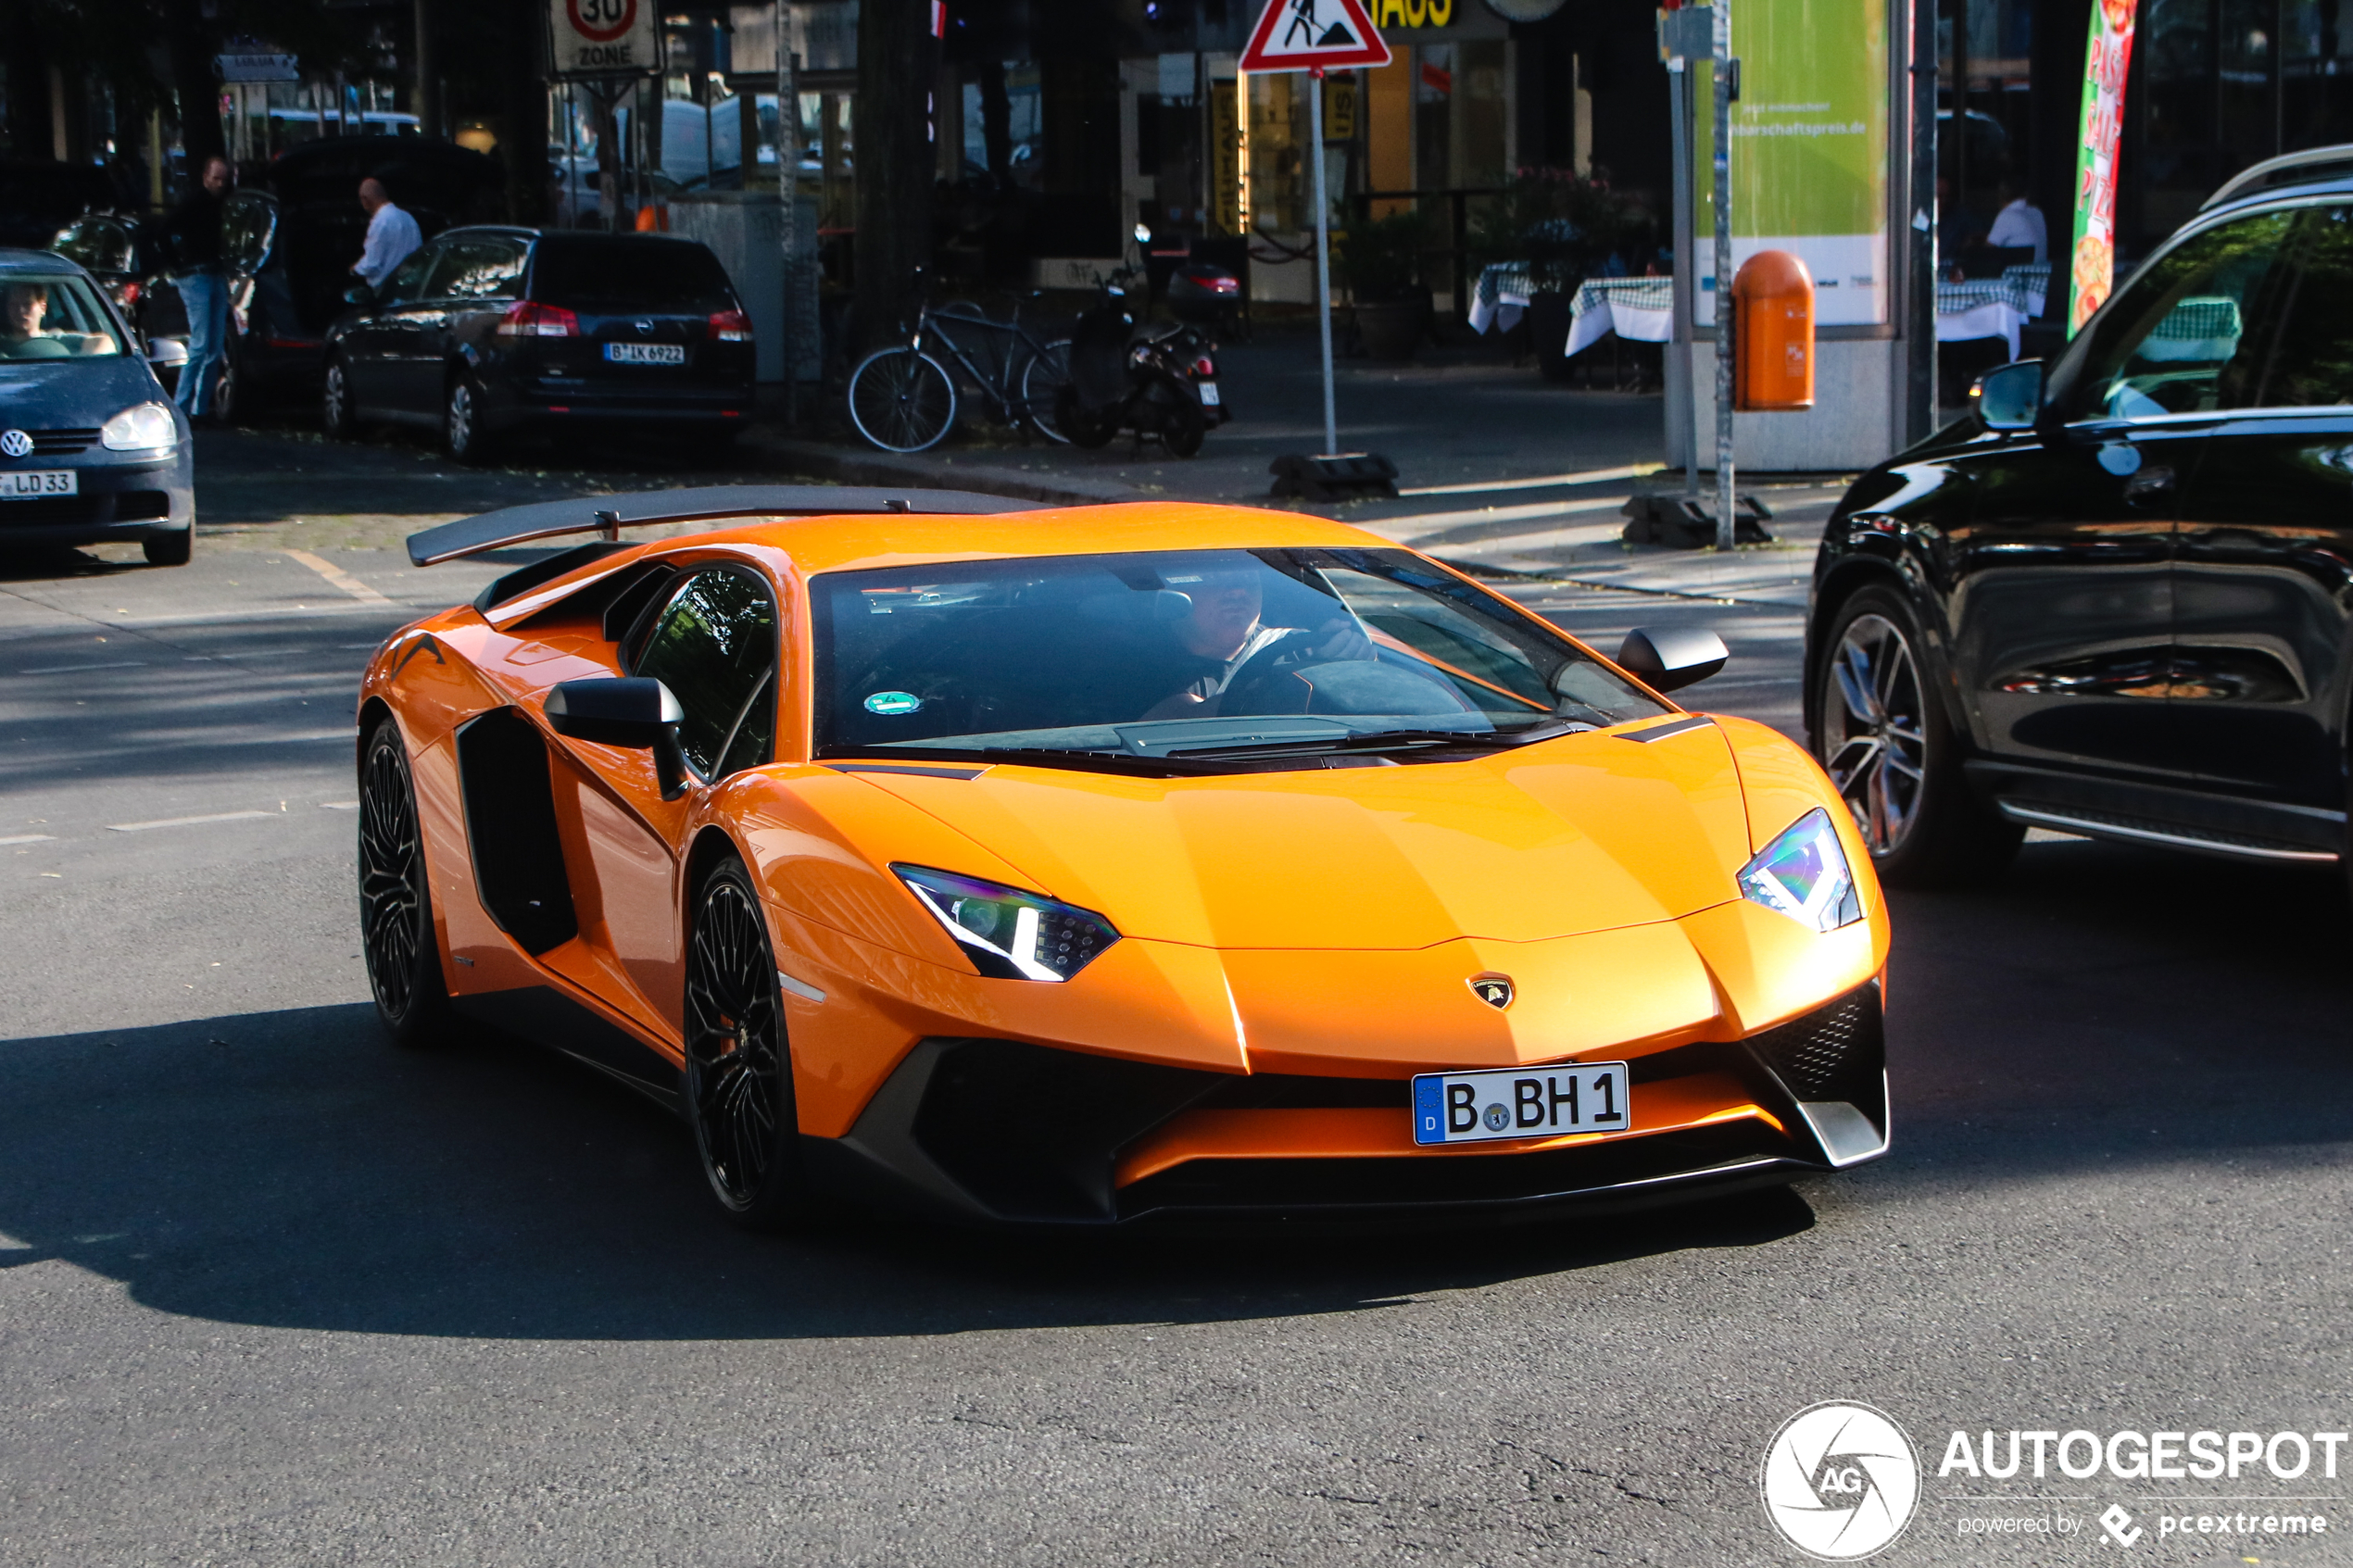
1972,358,2043,430
343,282,375,307
545,676,688,799
1616,626,1730,693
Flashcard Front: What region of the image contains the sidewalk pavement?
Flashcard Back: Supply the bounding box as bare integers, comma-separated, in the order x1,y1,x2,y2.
749,321,1857,608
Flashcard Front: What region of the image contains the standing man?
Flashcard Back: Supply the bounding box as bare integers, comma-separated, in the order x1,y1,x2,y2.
353,178,423,288
163,156,231,421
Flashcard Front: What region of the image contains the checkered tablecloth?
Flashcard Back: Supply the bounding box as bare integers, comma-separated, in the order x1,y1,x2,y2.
1567,277,1676,356
1470,264,1535,334
2140,295,2243,362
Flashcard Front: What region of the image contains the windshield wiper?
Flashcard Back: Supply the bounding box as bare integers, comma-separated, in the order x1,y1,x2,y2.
1168,720,1593,760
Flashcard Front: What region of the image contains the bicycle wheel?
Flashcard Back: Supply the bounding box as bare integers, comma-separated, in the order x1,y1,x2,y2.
848,346,957,453
1018,339,1076,445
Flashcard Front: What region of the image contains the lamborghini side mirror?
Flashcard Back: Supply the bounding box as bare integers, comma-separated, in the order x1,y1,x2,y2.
545,676,689,798
1616,626,1729,693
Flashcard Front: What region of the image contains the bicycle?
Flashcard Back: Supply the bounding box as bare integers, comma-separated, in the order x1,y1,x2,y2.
847,272,1074,453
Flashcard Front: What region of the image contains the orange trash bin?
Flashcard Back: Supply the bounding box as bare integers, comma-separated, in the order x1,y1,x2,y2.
1732,249,1815,411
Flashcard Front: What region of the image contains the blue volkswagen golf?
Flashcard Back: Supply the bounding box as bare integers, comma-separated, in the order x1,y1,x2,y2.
0,248,195,566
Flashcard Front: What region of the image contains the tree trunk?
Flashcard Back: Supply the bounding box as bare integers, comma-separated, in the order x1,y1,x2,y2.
851,0,936,353
500,0,548,225
167,15,224,170
413,0,441,140
977,60,1012,184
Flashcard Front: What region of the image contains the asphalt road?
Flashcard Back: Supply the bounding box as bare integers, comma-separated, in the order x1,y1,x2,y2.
1,431,2348,1567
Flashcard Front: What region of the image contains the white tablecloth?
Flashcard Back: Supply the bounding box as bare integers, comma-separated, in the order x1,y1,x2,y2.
1566,278,1676,356
1469,263,1533,334
1934,265,2052,360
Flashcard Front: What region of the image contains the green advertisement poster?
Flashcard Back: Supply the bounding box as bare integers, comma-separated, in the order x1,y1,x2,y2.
1691,0,1889,326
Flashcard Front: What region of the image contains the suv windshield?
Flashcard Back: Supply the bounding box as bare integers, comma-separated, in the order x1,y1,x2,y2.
813,548,1669,765
529,238,736,312
0,274,125,360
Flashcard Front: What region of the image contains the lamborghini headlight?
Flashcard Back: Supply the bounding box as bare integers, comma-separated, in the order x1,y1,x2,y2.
892,864,1120,982
1738,809,1863,933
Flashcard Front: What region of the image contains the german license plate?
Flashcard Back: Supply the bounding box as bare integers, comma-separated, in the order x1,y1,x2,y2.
604,342,685,365
1197,381,1221,406
0,470,75,498
1412,1062,1630,1146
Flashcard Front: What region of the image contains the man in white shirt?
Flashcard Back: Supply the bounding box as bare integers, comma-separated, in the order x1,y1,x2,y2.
352,178,423,288
1984,179,2048,264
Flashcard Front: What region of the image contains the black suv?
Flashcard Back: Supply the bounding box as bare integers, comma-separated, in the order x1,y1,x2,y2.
321,228,755,461
1806,148,2353,886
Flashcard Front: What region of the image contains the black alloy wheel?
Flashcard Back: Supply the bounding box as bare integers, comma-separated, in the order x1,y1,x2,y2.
321,357,357,438
1815,585,2020,887
359,718,456,1047
684,857,811,1229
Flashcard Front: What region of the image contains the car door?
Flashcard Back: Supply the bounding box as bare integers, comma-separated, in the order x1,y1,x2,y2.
551,564,780,1028
1947,207,2299,778
380,241,472,416
342,242,441,410
2171,200,2353,809
433,233,528,384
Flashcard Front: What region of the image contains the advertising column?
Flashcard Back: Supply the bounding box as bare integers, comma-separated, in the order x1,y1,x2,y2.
1674,0,1901,472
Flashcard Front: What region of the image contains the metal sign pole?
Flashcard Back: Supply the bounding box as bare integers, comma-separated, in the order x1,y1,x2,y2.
1311,68,1337,458
1712,1,1736,553
777,3,798,427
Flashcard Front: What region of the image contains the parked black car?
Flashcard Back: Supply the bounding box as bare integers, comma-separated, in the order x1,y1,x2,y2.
0,249,195,565
48,211,184,370
122,138,500,420
1806,150,2353,887
321,228,755,461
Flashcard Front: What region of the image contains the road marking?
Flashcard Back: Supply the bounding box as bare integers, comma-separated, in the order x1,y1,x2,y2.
320,800,359,810
268,729,355,744
107,810,276,833
1435,521,1630,558
284,549,395,606
0,834,55,846
17,659,148,675
1397,463,1665,497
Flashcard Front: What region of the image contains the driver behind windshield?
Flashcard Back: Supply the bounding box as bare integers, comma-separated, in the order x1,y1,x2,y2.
0,282,108,359
1140,556,1374,720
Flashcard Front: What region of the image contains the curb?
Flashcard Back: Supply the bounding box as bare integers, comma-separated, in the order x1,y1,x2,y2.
744,430,1147,508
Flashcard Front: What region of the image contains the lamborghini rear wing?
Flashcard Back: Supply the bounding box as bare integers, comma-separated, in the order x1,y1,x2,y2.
405,484,1038,567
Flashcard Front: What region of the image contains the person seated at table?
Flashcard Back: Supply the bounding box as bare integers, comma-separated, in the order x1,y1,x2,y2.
0,282,108,358
1984,178,2048,265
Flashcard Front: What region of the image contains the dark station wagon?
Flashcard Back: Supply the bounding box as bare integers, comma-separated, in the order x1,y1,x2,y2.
321,228,755,462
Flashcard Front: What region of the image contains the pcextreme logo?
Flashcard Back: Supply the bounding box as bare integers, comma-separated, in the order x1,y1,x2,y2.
1761,1401,1923,1560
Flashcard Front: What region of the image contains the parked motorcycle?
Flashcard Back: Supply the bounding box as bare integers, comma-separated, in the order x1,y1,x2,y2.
1054,265,1221,458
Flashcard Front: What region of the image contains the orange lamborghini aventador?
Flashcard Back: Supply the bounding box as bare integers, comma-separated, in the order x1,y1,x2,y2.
357,486,1892,1228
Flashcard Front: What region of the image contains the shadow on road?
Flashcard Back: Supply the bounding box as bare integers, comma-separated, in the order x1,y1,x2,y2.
4,835,2346,1342
0,999,1814,1341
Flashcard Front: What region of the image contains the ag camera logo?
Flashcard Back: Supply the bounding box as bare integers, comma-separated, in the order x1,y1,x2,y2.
1761,1401,1922,1560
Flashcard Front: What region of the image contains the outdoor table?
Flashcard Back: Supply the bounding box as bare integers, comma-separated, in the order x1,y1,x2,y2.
2139,295,2241,362
1468,263,1534,334
1565,277,1676,356
1934,264,2052,361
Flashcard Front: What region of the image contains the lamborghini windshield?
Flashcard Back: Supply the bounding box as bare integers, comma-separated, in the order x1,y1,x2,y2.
812,547,1669,761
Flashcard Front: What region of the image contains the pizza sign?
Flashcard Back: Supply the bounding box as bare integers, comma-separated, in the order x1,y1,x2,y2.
552,0,656,75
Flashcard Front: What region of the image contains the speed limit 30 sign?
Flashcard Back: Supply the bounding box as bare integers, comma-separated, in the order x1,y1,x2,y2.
552,0,656,74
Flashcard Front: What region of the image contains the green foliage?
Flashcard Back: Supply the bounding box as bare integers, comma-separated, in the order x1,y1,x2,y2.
1332,207,1428,303
1469,167,1655,294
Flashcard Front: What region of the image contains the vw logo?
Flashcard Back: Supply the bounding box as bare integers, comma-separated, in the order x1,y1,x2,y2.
1468,974,1514,1010
634,319,654,334
1759,1402,1920,1560
0,430,31,459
